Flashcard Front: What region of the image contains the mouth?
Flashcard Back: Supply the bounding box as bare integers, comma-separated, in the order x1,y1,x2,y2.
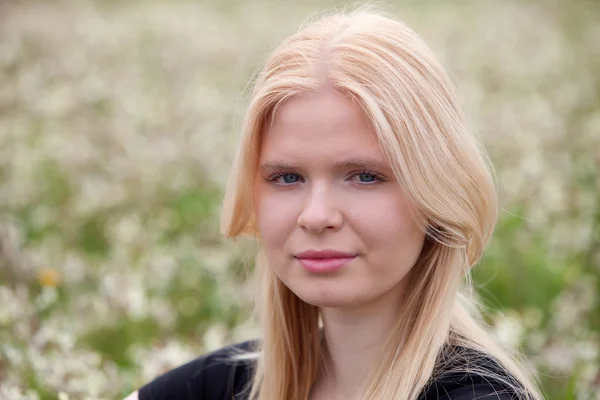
294,249,357,273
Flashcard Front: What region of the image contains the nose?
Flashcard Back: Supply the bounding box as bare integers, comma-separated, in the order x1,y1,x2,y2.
297,185,343,234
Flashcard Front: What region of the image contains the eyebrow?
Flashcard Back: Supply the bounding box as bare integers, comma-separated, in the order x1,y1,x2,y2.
258,158,391,173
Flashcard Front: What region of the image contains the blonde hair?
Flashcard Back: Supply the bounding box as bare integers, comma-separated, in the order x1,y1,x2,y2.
221,8,543,400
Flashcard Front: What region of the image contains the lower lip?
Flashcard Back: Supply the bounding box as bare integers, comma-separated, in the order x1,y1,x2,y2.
296,256,355,273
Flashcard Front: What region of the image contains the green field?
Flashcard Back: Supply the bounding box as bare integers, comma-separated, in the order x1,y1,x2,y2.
0,0,598,399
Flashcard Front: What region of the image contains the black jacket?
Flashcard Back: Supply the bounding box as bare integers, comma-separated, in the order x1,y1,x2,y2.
138,340,525,399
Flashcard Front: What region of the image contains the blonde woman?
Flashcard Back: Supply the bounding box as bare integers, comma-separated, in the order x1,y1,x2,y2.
126,8,544,400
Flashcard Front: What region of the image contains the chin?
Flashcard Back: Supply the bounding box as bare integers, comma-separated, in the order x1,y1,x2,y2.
292,286,366,309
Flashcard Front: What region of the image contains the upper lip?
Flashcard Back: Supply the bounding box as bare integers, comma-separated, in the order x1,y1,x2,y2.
295,250,357,259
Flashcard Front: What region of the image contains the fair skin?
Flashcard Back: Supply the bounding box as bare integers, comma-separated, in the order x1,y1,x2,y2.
255,89,426,399
125,89,425,400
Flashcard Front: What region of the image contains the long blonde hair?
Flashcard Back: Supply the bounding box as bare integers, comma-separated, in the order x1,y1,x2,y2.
221,8,543,400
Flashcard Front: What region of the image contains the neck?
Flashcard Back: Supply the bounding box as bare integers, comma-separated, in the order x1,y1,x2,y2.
313,293,404,399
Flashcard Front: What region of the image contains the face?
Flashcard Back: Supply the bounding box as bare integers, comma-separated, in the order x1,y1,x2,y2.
254,89,425,310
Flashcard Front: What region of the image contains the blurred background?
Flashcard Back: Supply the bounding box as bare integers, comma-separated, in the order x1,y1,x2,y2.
0,0,598,399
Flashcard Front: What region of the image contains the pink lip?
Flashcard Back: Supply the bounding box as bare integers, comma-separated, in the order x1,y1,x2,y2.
295,249,357,273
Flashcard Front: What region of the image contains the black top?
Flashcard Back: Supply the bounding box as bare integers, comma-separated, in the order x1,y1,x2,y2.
138,340,525,400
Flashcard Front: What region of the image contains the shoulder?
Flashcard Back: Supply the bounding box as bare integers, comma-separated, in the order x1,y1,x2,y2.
419,346,527,400
137,340,257,400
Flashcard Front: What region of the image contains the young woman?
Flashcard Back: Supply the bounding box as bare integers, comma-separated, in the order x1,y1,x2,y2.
127,8,544,400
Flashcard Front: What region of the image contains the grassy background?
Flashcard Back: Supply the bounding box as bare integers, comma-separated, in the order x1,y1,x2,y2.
0,0,598,399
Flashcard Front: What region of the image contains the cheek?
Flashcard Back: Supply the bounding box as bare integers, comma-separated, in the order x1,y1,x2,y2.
347,192,424,256
255,188,300,246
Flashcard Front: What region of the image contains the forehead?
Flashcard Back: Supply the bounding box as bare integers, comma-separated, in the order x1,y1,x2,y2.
260,90,385,162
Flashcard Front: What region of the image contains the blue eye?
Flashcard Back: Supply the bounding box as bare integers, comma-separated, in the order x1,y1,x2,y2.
358,173,376,182
350,170,383,184
281,174,300,184
268,172,302,185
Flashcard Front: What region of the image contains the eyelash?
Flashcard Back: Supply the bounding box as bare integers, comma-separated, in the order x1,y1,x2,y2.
266,170,386,186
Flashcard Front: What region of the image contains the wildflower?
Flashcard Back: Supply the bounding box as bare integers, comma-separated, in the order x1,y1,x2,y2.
37,268,60,288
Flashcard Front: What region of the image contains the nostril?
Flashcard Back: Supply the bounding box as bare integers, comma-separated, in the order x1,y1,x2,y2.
297,208,343,234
